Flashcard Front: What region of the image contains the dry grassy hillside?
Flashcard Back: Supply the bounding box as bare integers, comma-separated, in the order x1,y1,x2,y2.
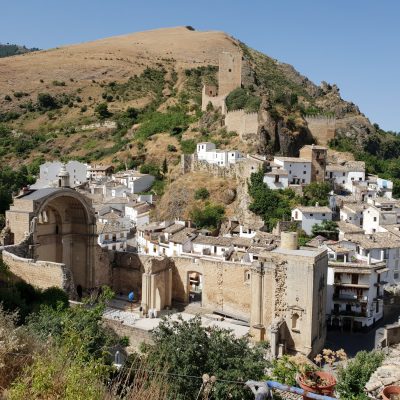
0,27,237,100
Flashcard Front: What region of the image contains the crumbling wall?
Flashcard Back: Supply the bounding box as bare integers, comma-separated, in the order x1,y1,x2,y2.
171,256,252,321
201,85,227,113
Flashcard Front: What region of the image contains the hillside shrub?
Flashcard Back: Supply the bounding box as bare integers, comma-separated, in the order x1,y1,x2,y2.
95,102,111,119
167,144,177,152
225,87,261,112
194,187,210,200
180,139,197,154
336,350,384,400
135,110,191,141
37,92,58,110
190,202,225,229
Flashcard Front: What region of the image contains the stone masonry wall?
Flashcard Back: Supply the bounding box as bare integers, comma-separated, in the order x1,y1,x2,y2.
172,256,252,321
1,248,73,293
225,109,259,140
305,116,336,146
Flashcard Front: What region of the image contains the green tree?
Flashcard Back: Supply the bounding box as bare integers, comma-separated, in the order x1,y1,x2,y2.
336,351,384,400
301,181,331,206
194,187,210,200
142,316,267,400
190,203,225,229
95,102,111,119
140,163,162,180
248,170,298,231
311,220,338,240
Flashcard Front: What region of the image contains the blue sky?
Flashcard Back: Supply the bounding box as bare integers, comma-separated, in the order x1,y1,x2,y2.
1,0,399,131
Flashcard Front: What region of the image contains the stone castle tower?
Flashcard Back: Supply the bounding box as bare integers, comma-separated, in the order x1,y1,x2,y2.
218,51,243,96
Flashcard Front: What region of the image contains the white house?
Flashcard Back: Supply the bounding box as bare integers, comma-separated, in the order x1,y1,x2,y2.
340,202,365,228
31,160,88,189
326,161,365,192
97,221,129,251
324,240,387,330
196,142,244,167
376,177,393,199
124,202,151,227
291,206,333,235
363,200,400,234
273,156,312,185
113,170,155,194
263,169,289,189
341,233,400,286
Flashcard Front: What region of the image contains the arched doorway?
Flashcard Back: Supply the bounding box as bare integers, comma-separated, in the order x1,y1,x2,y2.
188,272,203,305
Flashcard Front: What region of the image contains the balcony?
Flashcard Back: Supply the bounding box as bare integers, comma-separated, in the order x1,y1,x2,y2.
329,260,386,269
333,294,368,303
333,282,369,289
331,310,368,318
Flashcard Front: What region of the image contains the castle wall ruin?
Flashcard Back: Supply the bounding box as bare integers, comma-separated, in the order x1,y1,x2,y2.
224,109,259,140
305,116,336,146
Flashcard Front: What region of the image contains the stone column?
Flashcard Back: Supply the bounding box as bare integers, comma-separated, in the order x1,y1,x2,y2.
167,267,172,308
141,273,151,313
250,263,265,342
269,324,279,358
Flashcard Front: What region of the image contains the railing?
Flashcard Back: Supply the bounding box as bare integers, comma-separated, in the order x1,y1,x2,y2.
246,380,336,400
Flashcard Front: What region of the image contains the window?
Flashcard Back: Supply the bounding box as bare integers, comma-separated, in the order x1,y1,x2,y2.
334,304,340,313
343,172,346,177
322,213,325,217
346,304,352,312
376,302,380,313
289,170,292,174
303,171,306,174
291,313,300,331
244,270,251,283
302,179,305,183
351,274,359,284
373,217,377,222
228,68,232,72
310,213,314,217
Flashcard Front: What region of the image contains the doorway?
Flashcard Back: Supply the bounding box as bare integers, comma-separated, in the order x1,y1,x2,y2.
188,272,203,305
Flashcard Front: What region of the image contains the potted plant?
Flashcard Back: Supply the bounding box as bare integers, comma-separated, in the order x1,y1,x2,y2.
382,385,400,400
297,348,347,397
297,369,337,397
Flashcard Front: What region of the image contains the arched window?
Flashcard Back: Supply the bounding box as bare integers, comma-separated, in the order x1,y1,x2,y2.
292,313,300,331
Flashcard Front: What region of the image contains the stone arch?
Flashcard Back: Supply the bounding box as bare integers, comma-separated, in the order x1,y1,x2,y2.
32,190,97,291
